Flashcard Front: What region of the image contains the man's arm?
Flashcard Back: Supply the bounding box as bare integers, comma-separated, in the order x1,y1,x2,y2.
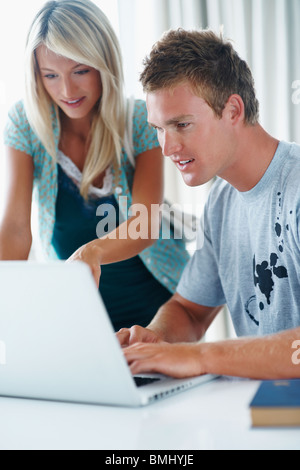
119,293,300,379
124,327,300,380
117,293,223,346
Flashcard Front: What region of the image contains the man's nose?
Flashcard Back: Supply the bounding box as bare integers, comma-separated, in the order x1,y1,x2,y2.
160,131,182,157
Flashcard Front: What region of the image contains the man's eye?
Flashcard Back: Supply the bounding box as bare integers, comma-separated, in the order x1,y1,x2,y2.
152,125,162,132
178,123,190,128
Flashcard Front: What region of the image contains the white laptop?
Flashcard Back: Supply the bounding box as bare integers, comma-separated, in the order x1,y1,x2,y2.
0,261,216,407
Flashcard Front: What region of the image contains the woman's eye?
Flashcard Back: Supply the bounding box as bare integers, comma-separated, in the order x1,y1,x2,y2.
75,69,90,75
44,74,58,79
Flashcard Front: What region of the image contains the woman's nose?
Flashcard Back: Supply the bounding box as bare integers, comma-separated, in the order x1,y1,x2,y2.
61,77,76,98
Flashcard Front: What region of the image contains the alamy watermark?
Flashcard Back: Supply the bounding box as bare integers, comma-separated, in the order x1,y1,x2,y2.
95,197,204,251
291,80,300,104
292,340,300,365
0,341,6,366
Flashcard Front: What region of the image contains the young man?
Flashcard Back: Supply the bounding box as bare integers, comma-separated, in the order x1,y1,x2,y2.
117,29,300,379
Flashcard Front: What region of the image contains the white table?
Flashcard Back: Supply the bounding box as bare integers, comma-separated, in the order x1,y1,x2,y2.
0,378,299,450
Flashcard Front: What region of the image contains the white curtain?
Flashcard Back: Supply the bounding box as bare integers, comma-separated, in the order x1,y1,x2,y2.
119,0,300,142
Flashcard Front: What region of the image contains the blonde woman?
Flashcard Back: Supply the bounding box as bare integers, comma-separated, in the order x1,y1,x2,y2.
0,0,190,331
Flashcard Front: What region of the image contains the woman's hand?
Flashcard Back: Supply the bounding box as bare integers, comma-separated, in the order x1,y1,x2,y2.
68,147,164,286
68,242,101,286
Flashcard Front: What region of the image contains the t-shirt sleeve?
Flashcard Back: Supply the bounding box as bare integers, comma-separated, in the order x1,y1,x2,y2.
132,100,160,158
177,210,226,307
3,101,33,156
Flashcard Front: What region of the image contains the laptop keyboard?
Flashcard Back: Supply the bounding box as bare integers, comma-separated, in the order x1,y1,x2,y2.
134,377,161,387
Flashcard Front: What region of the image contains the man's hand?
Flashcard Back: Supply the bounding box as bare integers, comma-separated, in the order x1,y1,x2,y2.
123,342,206,378
116,325,163,348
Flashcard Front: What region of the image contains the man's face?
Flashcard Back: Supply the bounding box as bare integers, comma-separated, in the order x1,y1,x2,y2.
147,83,235,187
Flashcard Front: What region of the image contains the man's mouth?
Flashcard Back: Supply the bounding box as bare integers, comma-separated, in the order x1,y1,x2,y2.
174,159,194,171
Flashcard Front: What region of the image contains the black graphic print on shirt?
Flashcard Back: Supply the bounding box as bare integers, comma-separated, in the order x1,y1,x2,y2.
245,254,288,327
253,254,288,306
245,192,290,327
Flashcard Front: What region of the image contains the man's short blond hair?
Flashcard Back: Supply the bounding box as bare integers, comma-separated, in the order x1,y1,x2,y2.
140,29,259,125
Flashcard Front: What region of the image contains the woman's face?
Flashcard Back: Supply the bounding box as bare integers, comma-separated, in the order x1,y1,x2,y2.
36,45,102,122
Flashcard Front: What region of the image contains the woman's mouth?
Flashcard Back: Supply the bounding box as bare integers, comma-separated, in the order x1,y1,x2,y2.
62,97,86,108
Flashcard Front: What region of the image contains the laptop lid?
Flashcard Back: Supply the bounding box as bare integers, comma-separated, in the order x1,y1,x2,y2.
0,261,145,406
0,262,216,407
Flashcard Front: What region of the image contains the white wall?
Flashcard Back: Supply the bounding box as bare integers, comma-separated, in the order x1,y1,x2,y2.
0,0,120,217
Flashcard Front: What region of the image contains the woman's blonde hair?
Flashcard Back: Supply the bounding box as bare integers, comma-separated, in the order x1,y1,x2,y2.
24,0,126,199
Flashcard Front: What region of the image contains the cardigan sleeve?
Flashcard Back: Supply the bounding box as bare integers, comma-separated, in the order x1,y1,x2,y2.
132,99,160,159
3,100,34,156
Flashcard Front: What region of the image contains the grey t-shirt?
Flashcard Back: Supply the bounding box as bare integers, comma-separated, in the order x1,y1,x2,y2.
177,141,300,337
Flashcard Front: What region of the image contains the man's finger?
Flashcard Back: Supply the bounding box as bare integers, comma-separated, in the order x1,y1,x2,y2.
116,328,130,347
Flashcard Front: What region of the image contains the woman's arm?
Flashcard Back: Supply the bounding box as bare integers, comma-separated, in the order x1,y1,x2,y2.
68,146,164,283
0,147,34,260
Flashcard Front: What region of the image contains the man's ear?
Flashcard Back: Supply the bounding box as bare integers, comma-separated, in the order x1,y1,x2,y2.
224,94,245,125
